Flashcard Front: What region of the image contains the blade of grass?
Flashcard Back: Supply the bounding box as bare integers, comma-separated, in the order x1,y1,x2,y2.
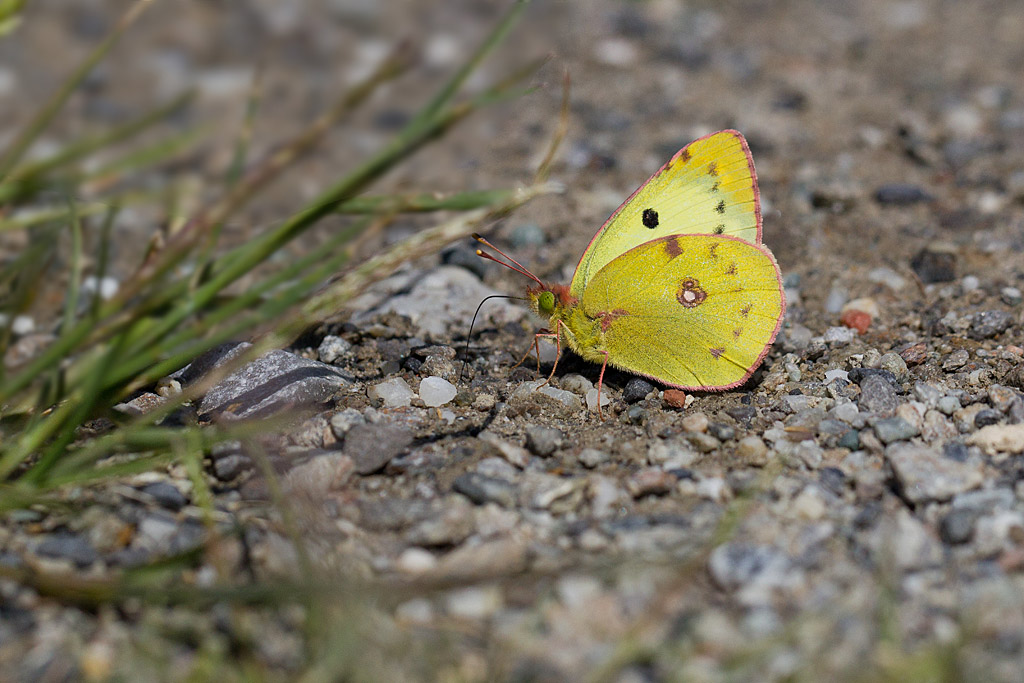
332,188,520,214
0,0,155,181
224,70,263,188
1,91,194,188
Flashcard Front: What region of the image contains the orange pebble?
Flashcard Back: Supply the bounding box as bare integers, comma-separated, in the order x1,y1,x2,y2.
840,309,871,333
663,389,689,408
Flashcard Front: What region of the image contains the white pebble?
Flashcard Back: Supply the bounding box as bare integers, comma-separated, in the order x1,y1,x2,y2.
81,275,119,300
11,315,34,335
419,376,457,407
368,377,415,408
396,547,437,574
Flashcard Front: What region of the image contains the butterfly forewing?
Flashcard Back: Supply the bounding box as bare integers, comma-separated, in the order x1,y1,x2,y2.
570,130,761,298
580,234,784,390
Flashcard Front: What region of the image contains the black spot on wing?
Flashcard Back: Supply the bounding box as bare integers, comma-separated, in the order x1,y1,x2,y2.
642,208,659,229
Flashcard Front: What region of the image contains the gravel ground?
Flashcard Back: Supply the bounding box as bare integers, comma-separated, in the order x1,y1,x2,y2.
3,0,1024,680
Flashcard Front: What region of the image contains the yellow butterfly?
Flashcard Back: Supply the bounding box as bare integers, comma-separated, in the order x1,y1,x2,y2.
476,130,785,415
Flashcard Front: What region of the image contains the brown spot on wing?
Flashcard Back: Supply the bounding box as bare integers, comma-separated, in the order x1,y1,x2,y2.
677,278,707,308
664,237,683,258
725,262,737,275
740,304,751,318
713,224,725,234
679,148,691,162
595,308,629,332
707,162,718,177
709,243,719,259
733,328,743,339
715,199,726,214
710,347,725,359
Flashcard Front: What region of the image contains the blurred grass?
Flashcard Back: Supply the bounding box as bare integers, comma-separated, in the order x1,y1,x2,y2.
0,0,560,676
0,0,553,492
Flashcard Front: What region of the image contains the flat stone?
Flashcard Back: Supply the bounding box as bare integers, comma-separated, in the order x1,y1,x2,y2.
196,348,352,418
344,423,415,474
886,442,984,503
35,533,98,568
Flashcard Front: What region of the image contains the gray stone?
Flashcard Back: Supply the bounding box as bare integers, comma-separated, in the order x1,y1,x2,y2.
197,349,352,418
622,378,655,403
873,417,919,443
344,423,415,474
578,448,611,468
858,374,898,416
35,534,98,568
213,453,252,480
886,442,984,503
939,508,976,544
453,472,517,508
525,425,565,457
140,482,187,511
969,310,1014,340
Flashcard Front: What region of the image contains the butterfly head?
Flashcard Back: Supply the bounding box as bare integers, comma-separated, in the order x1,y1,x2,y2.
527,283,574,319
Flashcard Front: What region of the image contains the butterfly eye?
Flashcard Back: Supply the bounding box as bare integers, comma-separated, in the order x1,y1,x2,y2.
538,291,555,314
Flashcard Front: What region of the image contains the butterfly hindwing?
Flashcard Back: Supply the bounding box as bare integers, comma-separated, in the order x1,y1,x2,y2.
579,234,784,390
570,130,761,298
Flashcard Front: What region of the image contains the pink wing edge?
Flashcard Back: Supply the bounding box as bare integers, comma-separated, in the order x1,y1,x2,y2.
609,233,785,393
571,129,764,287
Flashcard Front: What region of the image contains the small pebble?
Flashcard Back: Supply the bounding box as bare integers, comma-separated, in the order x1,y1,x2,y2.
663,389,689,408
874,183,933,205
878,352,909,378
736,436,768,465
899,342,928,366
578,448,610,468
873,417,920,443
525,425,564,456
419,376,457,407
368,377,416,408
911,246,957,283
622,378,655,403
317,335,352,363
681,412,709,433
823,326,856,344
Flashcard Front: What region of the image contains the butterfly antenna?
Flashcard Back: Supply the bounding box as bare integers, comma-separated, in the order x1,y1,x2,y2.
472,233,544,287
458,294,526,385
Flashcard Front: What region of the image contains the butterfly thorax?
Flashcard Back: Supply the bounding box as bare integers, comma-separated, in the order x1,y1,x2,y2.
527,283,606,363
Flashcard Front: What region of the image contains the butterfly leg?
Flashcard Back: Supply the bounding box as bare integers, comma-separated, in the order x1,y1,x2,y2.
511,331,546,373
595,349,610,419
534,328,562,388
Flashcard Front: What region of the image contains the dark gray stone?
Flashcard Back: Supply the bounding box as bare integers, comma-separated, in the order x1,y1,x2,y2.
140,482,187,511
974,409,1002,428
874,183,933,205
969,310,1014,340
939,508,976,544
622,378,655,403
35,534,98,568
911,247,957,283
